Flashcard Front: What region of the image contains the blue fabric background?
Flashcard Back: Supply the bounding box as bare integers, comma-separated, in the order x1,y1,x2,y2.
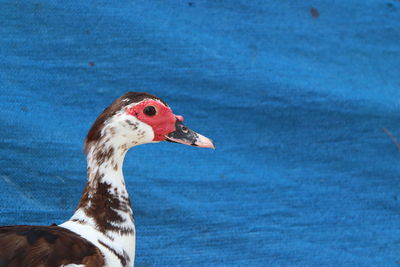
1,1,399,266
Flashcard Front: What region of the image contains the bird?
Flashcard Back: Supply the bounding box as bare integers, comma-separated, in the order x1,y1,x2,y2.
0,92,214,267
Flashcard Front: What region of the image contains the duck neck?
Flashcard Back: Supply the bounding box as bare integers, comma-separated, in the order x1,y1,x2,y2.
71,141,134,236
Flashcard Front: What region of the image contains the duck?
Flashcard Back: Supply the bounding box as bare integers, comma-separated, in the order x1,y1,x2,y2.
0,92,214,267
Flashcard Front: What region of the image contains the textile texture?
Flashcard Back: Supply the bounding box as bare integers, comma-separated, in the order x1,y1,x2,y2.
0,1,399,266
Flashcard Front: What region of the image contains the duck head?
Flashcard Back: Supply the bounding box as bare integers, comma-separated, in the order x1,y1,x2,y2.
84,92,214,152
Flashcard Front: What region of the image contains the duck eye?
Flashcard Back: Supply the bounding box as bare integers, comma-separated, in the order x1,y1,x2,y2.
143,106,157,116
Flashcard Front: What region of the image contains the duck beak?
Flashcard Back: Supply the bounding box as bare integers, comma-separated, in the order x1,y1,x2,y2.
166,120,215,149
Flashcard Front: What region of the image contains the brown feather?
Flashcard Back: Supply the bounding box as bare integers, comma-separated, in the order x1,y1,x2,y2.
0,225,104,267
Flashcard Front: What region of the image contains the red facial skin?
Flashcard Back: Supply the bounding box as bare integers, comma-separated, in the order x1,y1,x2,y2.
127,100,184,141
